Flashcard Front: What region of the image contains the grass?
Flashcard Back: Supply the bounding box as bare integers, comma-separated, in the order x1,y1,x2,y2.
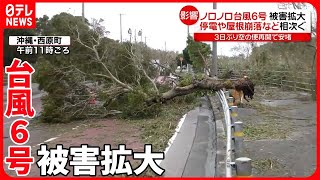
253,158,285,174
239,95,290,116
29,94,198,177
241,87,294,140
125,98,198,152
242,101,293,140
116,98,198,177
244,122,289,140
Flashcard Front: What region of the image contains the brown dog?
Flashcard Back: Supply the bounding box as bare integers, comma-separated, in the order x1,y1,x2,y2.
230,76,255,105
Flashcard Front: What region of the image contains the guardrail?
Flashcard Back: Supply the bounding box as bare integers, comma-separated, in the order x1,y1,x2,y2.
216,89,252,177
218,69,316,94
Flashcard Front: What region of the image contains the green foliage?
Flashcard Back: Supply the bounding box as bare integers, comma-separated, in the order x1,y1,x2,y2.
171,93,197,104
182,47,191,64
254,51,270,67
36,15,51,35
219,69,233,79
175,73,210,100
194,73,205,80
176,53,187,67
34,57,100,123
123,91,161,118
223,80,233,88
105,90,161,119
33,13,103,123
250,41,316,71
27,12,212,123
34,58,59,92
249,41,316,86
33,13,177,122
218,39,316,95
178,73,206,87
129,96,197,154
3,29,37,67
185,35,211,72
40,95,64,123
179,74,193,86
158,84,172,94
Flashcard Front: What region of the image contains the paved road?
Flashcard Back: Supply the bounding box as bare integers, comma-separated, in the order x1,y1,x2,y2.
4,84,313,177
3,95,43,156
3,83,94,177
159,88,316,177
3,83,49,175
160,97,217,177
238,88,316,177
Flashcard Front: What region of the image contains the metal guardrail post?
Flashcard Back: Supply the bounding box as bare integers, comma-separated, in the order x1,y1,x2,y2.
230,106,238,157
227,97,234,107
230,106,238,126
217,90,252,177
235,157,252,177
234,121,244,159
217,90,232,177
224,90,230,98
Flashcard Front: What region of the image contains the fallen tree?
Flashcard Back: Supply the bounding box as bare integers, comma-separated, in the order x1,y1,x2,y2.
34,14,254,123
148,77,235,103
153,77,254,108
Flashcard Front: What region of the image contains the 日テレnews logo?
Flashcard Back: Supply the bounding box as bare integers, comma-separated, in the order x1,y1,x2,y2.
5,2,36,28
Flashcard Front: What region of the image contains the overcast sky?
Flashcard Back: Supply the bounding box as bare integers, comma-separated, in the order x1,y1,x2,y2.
36,2,315,56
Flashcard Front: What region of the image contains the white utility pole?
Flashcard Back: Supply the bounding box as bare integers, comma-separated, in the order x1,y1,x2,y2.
82,3,85,22
119,13,124,43
211,3,218,77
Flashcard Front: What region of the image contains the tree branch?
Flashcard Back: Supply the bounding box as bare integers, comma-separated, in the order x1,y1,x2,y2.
74,26,134,91
153,61,182,78
198,49,210,76
125,44,160,94
147,77,253,104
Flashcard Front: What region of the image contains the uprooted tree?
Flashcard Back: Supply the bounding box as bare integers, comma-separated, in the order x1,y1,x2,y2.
34,13,253,123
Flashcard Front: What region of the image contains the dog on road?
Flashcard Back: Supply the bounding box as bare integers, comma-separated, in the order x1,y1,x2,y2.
230,76,255,105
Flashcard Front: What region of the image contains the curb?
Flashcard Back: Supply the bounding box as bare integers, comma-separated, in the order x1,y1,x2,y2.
209,95,227,177
160,96,218,177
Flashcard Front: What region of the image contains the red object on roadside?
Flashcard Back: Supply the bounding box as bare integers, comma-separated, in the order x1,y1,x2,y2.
88,92,96,105
89,98,96,104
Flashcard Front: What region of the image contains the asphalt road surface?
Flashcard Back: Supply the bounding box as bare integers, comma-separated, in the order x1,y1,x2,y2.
3,84,45,176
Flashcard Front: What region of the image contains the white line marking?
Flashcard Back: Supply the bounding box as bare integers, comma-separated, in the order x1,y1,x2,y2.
35,137,58,147
44,137,58,143
158,113,187,165
72,126,79,130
